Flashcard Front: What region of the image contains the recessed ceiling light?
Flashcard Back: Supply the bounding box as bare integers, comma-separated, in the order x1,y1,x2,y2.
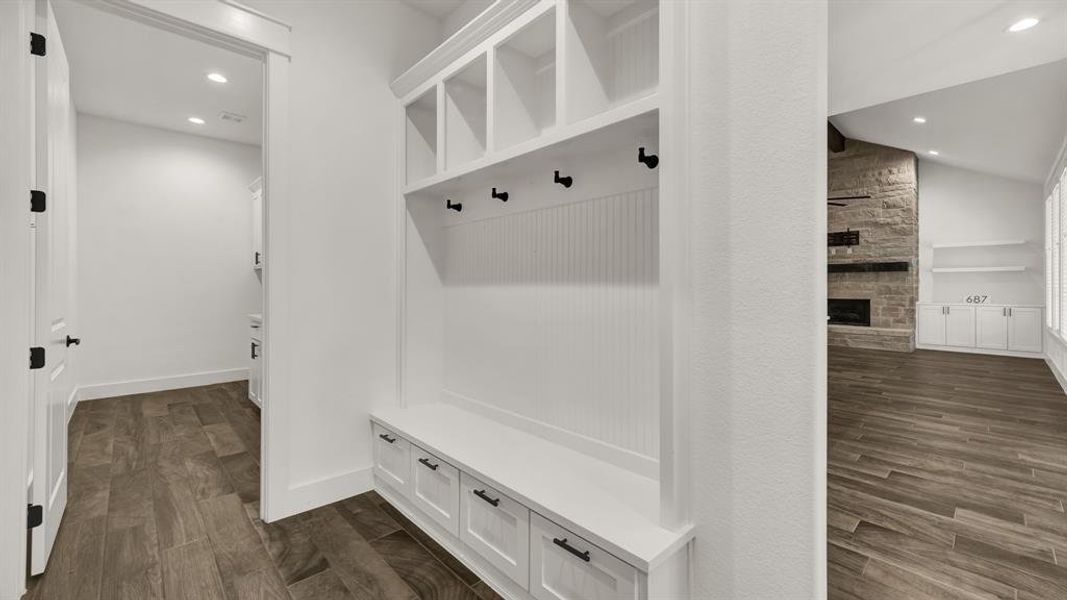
928,150,940,156
188,116,205,125
1008,17,1040,32
912,116,927,124
206,72,228,84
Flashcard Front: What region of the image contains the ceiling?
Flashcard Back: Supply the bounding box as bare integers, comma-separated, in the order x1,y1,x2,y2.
830,0,1067,115
53,1,262,146
830,59,1067,183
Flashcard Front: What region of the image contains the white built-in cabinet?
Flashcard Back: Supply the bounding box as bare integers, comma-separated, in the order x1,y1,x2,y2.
250,177,263,270
375,2,691,598
917,303,1043,355
248,315,263,408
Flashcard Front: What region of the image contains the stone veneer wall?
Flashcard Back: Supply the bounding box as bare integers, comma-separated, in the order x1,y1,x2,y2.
828,139,918,352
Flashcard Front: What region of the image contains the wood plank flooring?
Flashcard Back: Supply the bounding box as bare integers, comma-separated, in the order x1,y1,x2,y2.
24,382,502,600
829,347,1067,599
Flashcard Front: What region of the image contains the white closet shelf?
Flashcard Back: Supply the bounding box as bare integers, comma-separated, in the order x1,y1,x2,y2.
931,240,1027,249
403,93,659,196
931,266,1027,273
370,402,692,571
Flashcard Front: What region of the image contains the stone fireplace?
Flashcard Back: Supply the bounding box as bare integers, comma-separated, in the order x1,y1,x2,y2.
828,139,918,352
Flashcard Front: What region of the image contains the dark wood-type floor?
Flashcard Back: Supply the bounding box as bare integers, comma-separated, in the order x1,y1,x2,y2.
830,346,1067,599
24,382,502,600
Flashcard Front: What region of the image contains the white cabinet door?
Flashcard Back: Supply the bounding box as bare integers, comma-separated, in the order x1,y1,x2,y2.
917,305,947,346
530,513,638,600
975,306,1008,350
1008,307,1043,353
373,424,412,497
249,337,262,406
411,445,460,535
945,306,976,348
251,182,263,269
460,473,530,588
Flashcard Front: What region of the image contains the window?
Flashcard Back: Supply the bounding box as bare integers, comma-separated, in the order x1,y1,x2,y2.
1048,195,1054,328
1054,182,1061,334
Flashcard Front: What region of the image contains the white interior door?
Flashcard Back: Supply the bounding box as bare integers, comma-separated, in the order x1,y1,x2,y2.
30,0,75,574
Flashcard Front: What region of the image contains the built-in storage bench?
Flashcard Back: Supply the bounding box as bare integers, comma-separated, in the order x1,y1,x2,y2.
371,403,692,600
380,1,691,597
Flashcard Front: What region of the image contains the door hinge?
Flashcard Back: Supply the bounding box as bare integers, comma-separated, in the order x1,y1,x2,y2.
27,504,43,529
30,190,46,213
30,32,45,57
30,347,45,370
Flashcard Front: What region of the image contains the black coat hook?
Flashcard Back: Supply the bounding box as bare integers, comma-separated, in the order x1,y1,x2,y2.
446,199,462,212
492,187,509,202
638,147,659,169
554,170,573,188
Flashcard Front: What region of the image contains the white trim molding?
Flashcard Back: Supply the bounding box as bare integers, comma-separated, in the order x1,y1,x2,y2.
77,368,249,401
280,467,374,518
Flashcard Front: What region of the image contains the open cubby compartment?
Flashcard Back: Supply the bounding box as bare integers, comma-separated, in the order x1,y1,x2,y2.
401,114,661,479
444,54,488,170
405,88,438,184
492,6,557,151
564,0,659,124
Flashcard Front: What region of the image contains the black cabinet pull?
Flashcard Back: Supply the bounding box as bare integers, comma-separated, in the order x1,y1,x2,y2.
473,489,499,507
378,433,396,444
254,251,261,265
552,538,590,562
418,457,439,471
65,335,80,347
250,342,258,359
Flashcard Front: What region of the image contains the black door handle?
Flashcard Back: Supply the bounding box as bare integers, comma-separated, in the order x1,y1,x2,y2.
473,489,499,507
251,342,258,359
552,538,590,562
418,457,439,471
65,335,80,347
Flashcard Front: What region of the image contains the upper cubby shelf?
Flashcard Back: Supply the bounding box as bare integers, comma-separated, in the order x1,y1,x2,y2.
405,93,657,197
395,0,660,193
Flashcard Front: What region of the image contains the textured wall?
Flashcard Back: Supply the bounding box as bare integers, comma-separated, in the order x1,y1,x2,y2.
828,139,918,351
686,0,827,597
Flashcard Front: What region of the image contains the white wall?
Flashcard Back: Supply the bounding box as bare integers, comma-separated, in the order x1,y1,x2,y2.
918,160,1044,305
686,0,827,597
76,115,260,396
243,0,441,515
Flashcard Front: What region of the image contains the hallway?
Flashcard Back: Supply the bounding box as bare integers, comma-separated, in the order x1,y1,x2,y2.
829,347,1067,598
25,383,500,600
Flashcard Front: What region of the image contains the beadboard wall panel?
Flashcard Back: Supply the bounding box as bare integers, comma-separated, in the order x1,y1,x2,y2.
440,188,659,459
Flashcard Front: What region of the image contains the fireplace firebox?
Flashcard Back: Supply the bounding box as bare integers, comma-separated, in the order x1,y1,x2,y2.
828,299,871,326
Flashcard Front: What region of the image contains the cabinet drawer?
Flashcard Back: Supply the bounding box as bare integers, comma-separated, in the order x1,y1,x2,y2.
530,513,637,600
411,445,460,535
373,424,411,497
460,473,530,588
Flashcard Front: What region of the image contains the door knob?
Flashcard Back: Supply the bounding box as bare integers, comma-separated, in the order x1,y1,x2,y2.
65,335,80,347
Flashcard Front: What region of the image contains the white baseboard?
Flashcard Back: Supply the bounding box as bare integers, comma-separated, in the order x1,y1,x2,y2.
915,344,1044,359
439,389,659,479
264,466,374,523
1046,355,1067,396
77,368,249,401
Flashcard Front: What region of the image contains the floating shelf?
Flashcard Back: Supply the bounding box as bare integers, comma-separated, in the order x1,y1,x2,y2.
931,266,1027,273
931,240,1027,249
403,93,658,196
